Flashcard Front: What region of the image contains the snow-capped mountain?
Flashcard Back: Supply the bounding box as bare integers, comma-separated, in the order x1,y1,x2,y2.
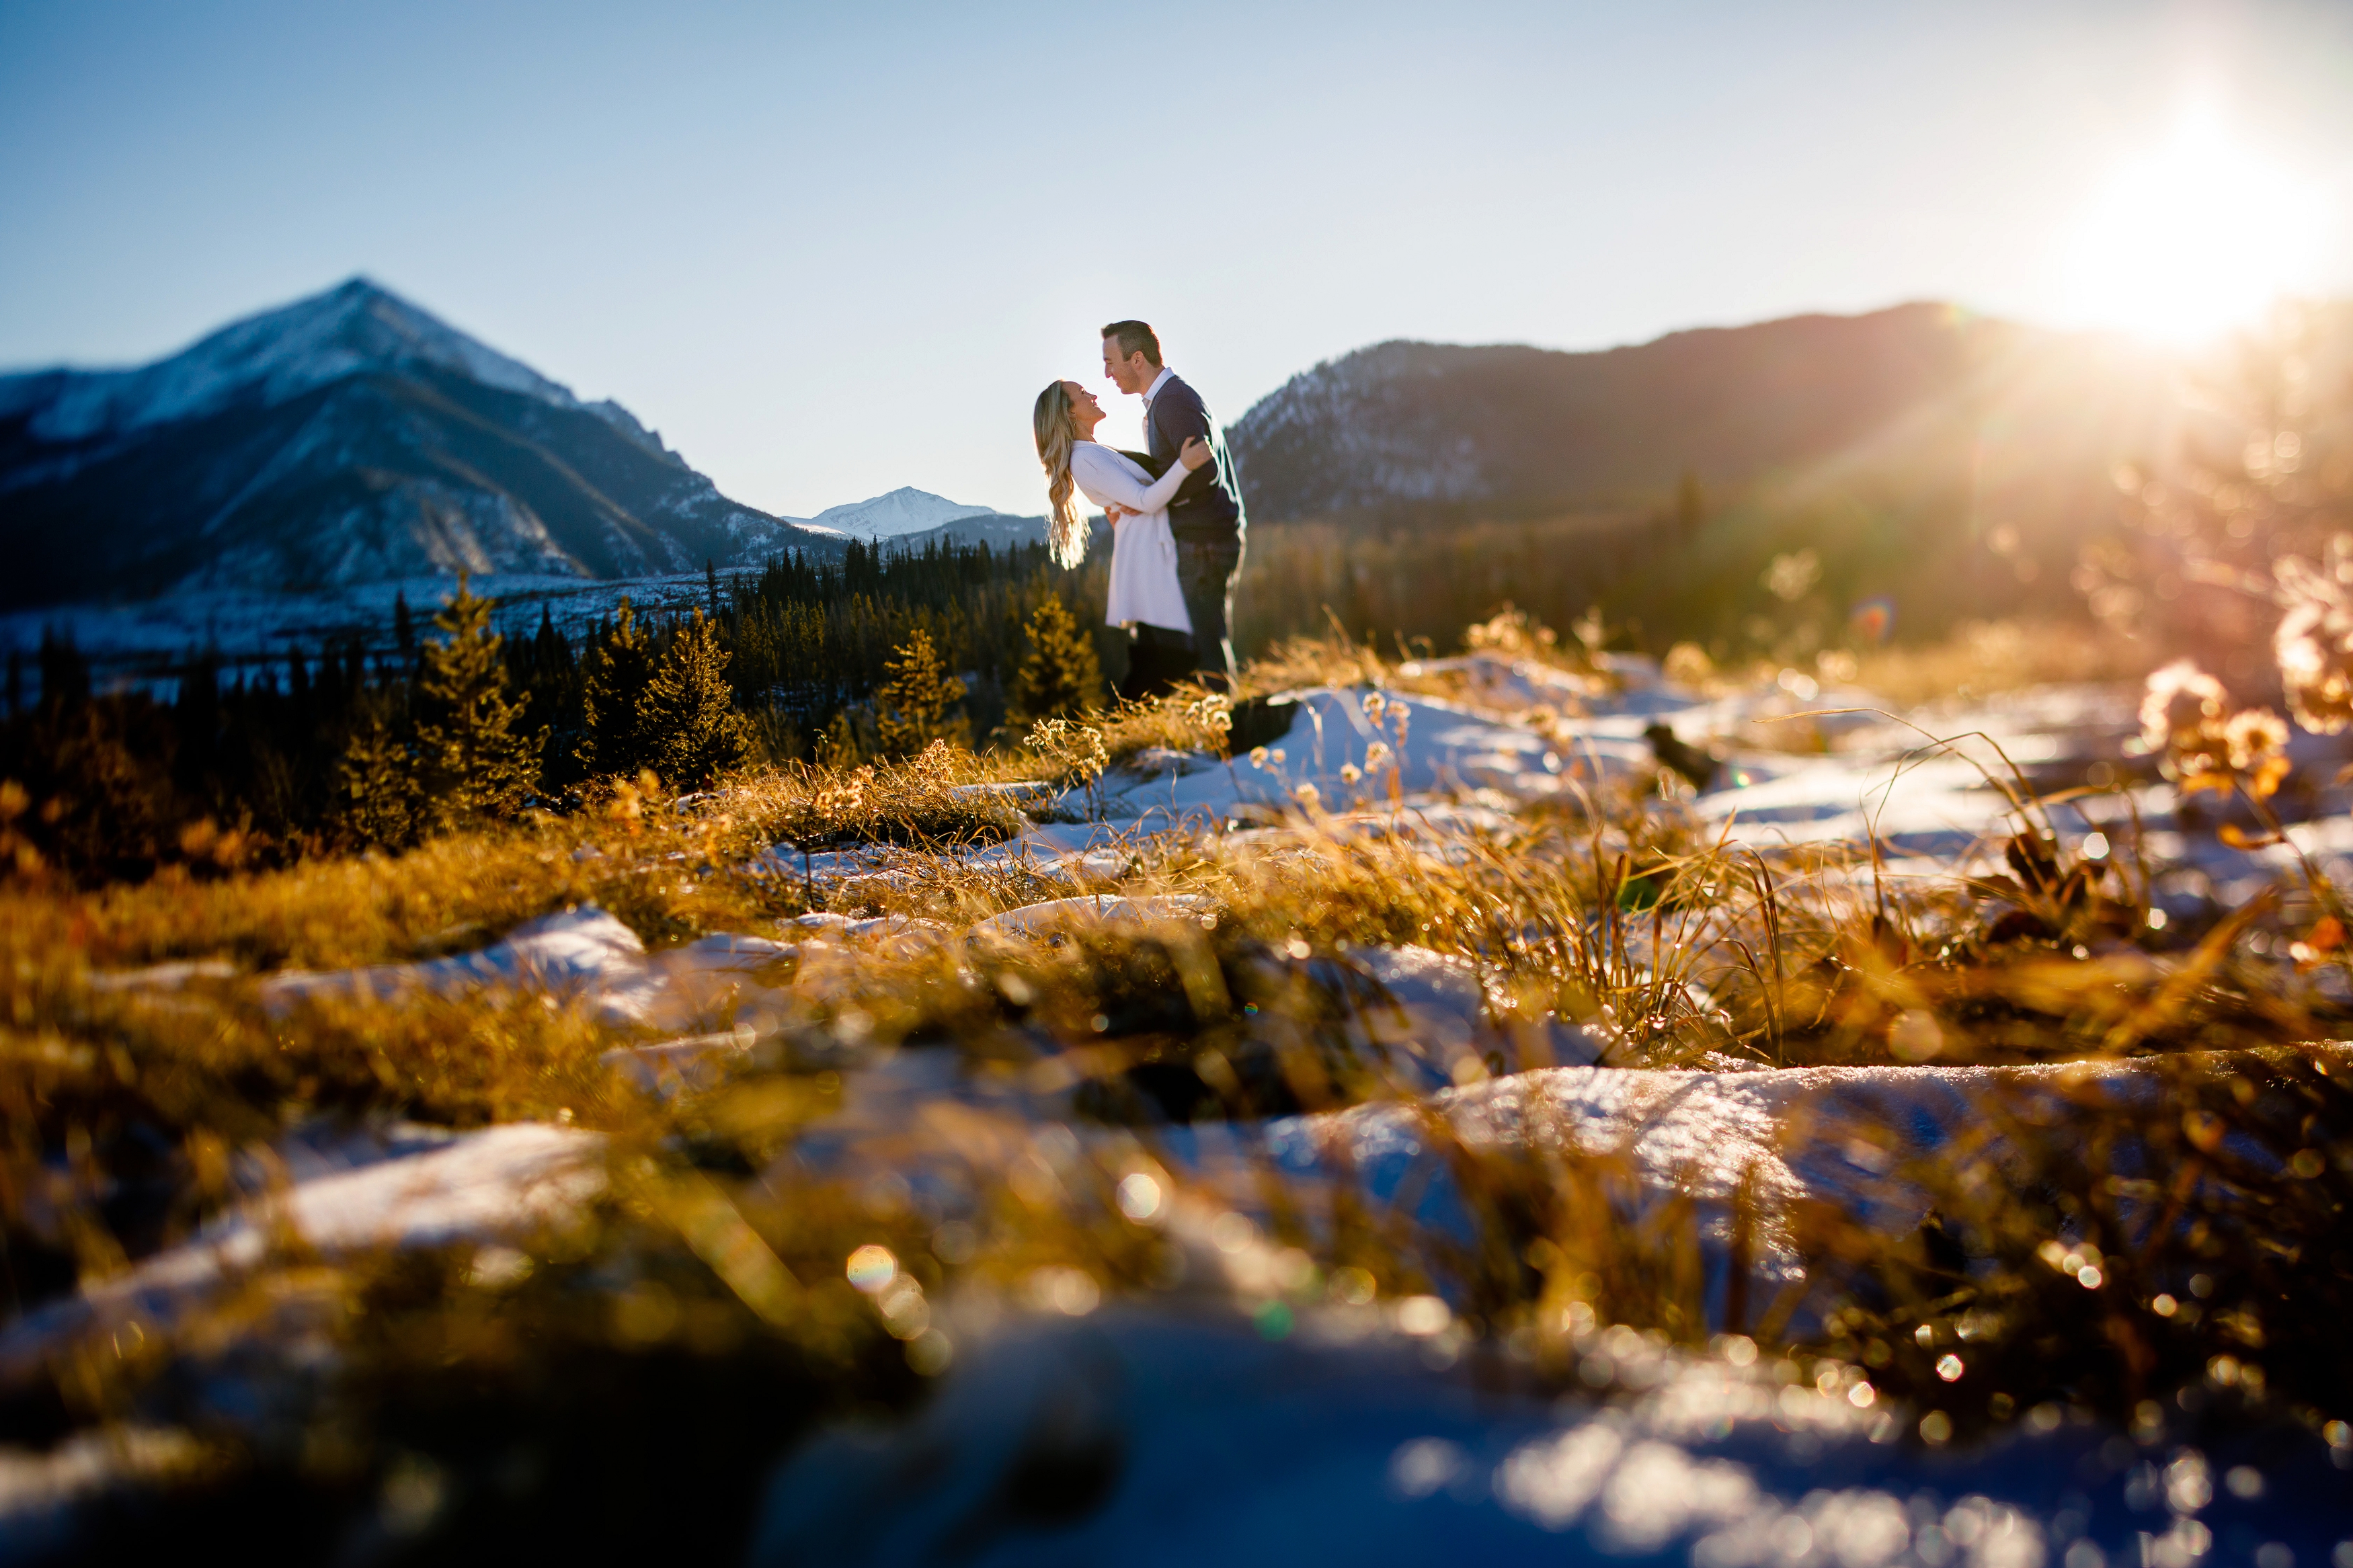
0,278,840,608
0,279,584,444
795,487,993,540
789,487,1047,550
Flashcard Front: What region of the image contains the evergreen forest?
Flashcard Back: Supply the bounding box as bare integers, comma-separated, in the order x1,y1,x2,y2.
0,538,1119,882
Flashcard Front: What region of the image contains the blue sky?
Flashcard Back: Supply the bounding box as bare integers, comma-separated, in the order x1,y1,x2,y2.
3,1,2350,518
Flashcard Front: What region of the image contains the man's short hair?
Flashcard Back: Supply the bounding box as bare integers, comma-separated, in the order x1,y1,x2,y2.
1101,320,1162,367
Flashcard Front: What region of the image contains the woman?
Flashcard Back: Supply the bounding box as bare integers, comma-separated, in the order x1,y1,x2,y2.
1033,378,1212,698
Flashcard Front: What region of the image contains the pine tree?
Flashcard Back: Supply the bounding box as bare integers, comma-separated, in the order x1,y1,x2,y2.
1007,593,1103,724
577,597,657,778
333,710,422,849
638,608,751,789
393,589,415,662
532,605,569,677
411,574,544,829
39,632,89,714
874,628,969,756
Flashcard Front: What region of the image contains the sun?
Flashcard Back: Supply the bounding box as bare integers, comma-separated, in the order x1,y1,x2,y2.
2061,107,2332,345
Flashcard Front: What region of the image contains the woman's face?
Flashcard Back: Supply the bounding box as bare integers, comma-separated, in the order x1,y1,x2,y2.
1064,380,1104,433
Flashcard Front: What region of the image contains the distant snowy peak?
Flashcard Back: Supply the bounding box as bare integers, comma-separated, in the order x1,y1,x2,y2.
0,277,582,444
801,487,993,540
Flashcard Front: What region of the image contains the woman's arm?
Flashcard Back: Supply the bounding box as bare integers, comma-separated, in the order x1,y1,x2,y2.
1072,440,1211,515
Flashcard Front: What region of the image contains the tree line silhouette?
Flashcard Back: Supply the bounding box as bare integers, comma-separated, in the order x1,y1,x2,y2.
0,537,1117,882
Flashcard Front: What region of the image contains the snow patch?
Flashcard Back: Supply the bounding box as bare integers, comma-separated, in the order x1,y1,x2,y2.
0,1122,604,1383
969,894,1216,940
257,909,811,1031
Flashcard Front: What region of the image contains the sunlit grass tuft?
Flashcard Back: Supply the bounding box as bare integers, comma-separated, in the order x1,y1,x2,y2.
5,626,2353,1544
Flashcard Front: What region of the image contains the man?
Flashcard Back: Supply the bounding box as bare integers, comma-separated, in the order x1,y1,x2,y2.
1101,320,1246,689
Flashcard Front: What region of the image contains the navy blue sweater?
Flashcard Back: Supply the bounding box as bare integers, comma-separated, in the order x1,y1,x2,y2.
1144,373,1246,545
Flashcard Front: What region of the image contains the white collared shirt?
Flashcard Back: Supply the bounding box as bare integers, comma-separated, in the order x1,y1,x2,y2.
1139,366,1174,443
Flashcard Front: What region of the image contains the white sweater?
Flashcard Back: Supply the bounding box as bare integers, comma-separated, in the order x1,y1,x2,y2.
1068,442,1194,634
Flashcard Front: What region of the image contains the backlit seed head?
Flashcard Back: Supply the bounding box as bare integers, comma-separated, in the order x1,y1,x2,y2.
2275,548,2353,734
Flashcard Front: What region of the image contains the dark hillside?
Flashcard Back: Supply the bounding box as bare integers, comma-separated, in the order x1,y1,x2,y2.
1230,304,2038,523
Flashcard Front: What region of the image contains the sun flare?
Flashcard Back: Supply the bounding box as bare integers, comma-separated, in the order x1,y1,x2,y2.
2061,107,2332,345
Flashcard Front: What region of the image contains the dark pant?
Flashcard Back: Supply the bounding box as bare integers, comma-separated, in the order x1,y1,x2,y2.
1117,623,1196,702
1174,535,1243,686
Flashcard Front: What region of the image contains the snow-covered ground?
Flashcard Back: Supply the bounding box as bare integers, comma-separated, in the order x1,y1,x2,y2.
751,1307,2349,1567
18,655,2353,1555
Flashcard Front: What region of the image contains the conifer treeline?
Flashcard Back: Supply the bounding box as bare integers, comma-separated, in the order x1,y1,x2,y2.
9,516,1676,883
0,538,1115,882
727,538,1113,740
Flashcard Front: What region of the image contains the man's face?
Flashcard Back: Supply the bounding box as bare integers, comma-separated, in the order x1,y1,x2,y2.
1102,337,1154,395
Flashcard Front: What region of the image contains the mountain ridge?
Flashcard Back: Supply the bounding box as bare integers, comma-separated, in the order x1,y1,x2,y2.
0,278,842,608
1,283,2233,616
1225,302,2050,524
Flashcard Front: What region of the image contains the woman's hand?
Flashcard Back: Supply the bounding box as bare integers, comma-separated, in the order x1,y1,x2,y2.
1105,503,1136,523
1179,436,1215,471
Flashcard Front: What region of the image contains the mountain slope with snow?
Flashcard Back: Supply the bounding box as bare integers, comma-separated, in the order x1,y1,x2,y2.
787,488,1047,552
0,278,840,607
799,487,992,541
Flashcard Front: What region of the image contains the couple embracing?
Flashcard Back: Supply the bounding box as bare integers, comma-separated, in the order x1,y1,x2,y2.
1032,320,1246,696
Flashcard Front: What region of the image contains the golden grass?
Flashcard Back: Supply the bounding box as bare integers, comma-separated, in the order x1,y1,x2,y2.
1849,619,2155,706
3,629,2350,1542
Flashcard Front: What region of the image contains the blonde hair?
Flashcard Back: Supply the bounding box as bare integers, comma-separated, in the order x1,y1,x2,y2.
1032,381,1086,569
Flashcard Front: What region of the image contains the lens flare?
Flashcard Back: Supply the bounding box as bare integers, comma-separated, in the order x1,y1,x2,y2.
2060,104,2334,344
1848,598,1896,646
